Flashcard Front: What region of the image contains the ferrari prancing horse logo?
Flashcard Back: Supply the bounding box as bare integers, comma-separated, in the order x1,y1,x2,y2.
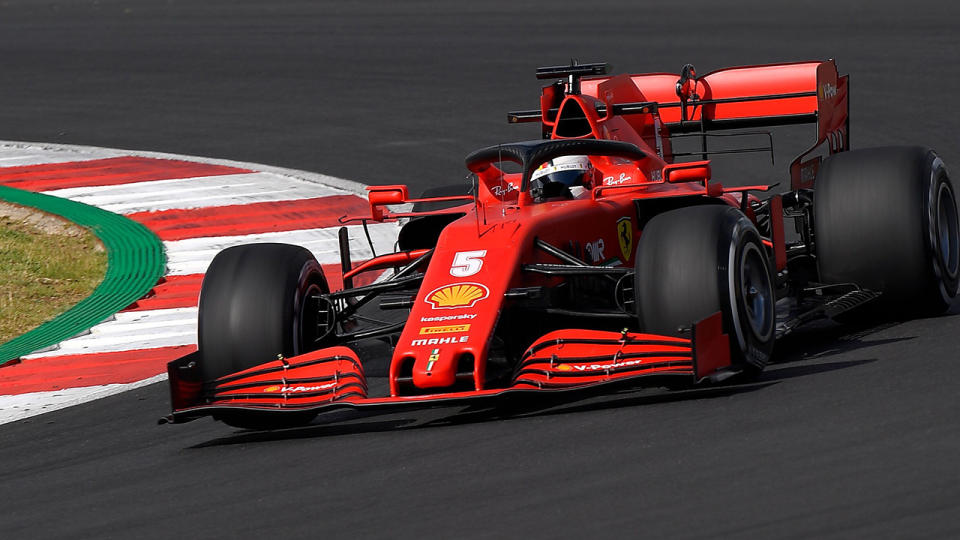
617,217,633,261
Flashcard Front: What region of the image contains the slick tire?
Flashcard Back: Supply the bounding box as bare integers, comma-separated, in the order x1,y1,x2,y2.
635,205,776,375
814,147,959,317
198,243,329,428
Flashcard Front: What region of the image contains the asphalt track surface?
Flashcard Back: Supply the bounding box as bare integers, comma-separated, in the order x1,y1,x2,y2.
1,1,959,538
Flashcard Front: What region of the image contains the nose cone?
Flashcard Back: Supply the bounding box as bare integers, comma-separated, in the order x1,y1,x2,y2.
411,345,459,388
393,329,480,395
390,216,525,396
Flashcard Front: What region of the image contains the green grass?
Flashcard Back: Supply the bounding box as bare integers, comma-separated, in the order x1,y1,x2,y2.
0,210,107,345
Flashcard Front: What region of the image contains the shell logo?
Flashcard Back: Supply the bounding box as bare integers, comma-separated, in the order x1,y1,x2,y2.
557,364,572,372
263,386,281,393
425,283,489,309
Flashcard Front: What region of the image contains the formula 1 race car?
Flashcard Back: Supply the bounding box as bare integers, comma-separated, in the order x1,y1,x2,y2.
163,60,958,428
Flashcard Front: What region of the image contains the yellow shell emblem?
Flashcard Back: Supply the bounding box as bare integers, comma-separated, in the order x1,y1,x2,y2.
426,283,489,309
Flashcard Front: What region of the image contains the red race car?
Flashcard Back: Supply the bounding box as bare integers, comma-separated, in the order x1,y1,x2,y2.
163,60,958,428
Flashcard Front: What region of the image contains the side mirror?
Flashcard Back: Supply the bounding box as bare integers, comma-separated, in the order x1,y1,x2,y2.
367,185,409,206
365,185,410,221
663,161,711,184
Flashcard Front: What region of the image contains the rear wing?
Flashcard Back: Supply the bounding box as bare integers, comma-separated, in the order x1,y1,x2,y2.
513,60,849,191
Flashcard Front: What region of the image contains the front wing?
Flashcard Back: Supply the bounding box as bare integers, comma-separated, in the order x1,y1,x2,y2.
162,313,733,425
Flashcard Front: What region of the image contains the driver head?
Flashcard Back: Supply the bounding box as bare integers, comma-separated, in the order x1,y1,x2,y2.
530,155,593,201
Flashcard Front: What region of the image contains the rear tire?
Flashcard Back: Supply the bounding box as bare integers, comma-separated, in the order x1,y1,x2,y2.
635,205,775,374
198,243,329,428
814,146,959,316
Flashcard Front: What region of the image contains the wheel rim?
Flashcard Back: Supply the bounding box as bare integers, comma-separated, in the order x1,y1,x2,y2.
739,243,774,339
936,181,959,279
296,282,325,355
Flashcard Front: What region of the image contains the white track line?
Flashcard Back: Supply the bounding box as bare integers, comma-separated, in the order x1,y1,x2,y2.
0,374,167,425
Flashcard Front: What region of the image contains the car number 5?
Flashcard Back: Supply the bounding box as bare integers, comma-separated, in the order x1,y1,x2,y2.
450,250,487,277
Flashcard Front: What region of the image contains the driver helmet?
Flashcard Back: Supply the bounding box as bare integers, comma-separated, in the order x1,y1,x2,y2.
530,155,593,200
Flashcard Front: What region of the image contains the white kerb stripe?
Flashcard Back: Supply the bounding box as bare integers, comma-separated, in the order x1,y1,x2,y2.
163,222,400,276
0,150,124,167
0,374,167,426
1,140,369,196
23,308,199,359
42,172,349,214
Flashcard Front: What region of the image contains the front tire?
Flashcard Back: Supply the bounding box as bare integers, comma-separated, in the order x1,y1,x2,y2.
198,243,330,383
814,146,959,316
197,243,329,429
635,205,776,374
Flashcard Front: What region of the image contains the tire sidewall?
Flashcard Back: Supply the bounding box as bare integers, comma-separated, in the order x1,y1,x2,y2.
924,156,960,306
721,214,775,369
293,259,328,357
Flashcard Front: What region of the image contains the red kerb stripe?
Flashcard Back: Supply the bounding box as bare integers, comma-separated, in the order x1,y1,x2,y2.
126,195,369,240
124,274,204,311
0,346,196,395
0,156,249,191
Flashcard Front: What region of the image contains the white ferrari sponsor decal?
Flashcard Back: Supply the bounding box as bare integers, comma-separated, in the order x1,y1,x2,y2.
491,183,518,196
585,238,605,263
450,250,486,277
819,82,837,100
420,314,477,322
411,336,469,347
603,172,632,185
263,383,336,393
557,357,649,372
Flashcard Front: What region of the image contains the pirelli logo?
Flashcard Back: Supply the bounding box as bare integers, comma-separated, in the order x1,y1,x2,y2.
419,324,470,335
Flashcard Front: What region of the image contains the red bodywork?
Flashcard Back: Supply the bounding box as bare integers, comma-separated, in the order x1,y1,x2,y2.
165,60,849,424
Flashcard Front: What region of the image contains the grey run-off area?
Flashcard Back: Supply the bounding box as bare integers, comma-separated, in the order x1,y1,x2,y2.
1,1,958,538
